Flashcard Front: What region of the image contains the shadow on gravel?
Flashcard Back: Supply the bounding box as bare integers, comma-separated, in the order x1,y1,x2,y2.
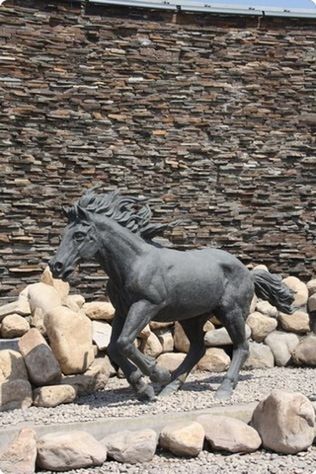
181,373,253,393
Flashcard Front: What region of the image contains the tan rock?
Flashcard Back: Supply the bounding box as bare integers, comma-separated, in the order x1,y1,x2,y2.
255,300,278,318
102,429,158,463
253,264,269,272
30,307,46,335
92,320,112,351
33,384,77,408
40,266,70,301
292,334,316,366
0,428,37,474
308,294,316,313
61,357,110,395
26,282,62,315
156,352,187,372
0,349,28,383
37,431,107,470
251,390,315,454
0,379,32,411
157,328,174,353
279,311,310,334
174,322,190,353
150,321,174,330
160,421,205,457
307,279,316,297
265,331,299,367
197,348,230,372
247,312,277,342
0,296,31,322
1,313,30,338
197,415,261,453
243,342,274,369
203,320,215,332
65,294,85,309
139,323,151,339
19,328,61,385
283,276,308,308
83,301,115,321
141,332,162,358
46,306,94,375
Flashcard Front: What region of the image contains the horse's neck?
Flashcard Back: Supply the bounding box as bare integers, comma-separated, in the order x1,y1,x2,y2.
95,217,148,286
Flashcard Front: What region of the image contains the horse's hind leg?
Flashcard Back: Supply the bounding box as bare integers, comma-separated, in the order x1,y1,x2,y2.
215,304,249,400
159,315,208,397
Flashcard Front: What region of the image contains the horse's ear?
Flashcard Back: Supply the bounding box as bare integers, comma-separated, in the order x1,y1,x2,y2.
77,205,90,224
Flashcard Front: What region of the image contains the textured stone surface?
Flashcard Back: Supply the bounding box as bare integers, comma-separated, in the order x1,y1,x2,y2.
159,421,205,457
0,379,32,411
1,313,30,338
0,428,37,474
18,328,61,385
25,282,62,315
37,431,107,470
46,306,94,375
265,331,299,367
197,414,261,453
283,276,309,308
0,349,28,383
83,301,115,321
174,321,190,353
292,334,316,366
156,352,187,372
92,320,112,351
243,342,274,369
278,310,310,334
61,357,111,395
246,311,277,342
251,390,315,454
205,325,251,346
197,348,230,372
33,384,78,408
0,2,315,304
102,429,158,463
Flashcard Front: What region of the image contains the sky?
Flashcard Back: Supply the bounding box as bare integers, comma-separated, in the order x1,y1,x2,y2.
193,0,316,8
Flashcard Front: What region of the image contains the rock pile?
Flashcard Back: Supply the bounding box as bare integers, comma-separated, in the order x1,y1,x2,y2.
0,389,315,472
0,266,315,413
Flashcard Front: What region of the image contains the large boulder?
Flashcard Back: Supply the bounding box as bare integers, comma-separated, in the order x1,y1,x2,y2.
19,328,61,385
33,384,77,408
251,390,315,454
40,266,70,301
197,348,230,372
23,282,62,316
61,357,111,395
278,310,310,334
159,421,205,457
265,331,299,367
0,349,28,382
255,300,278,318
0,379,32,411
101,429,158,463
246,312,277,342
197,415,261,453
46,306,94,375
37,431,107,471
82,301,115,321
156,353,187,372
243,342,274,369
292,334,316,366
283,276,308,308
205,325,251,346
1,314,30,338
0,428,37,474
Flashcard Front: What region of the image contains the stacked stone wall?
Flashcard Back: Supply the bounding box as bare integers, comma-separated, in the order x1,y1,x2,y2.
0,1,315,301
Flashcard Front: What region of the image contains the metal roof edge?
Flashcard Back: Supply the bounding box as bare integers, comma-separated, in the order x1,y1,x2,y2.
88,0,316,18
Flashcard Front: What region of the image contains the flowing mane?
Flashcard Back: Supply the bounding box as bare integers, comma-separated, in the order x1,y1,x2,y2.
66,188,176,240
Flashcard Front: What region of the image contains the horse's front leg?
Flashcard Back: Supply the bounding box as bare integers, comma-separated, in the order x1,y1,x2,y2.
107,313,155,401
116,300,171,388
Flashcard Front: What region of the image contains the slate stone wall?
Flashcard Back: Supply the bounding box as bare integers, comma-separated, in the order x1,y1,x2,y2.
0,1,315,301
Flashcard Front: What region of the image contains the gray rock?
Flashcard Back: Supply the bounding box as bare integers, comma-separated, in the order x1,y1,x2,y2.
204,325,251,346
0,379,32,411
243,342,274,369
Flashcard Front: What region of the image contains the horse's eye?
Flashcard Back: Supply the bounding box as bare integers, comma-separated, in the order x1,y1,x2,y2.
73,232,85,241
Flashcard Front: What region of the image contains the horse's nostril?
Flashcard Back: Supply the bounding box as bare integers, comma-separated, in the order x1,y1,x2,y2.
54,262,64,273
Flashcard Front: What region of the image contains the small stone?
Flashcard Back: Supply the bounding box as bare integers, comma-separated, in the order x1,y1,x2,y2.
283,276,308,308
279,311,310,334
247,312,277,342
251,390,315,454
0,428,37,474
1,313,30,338
197,415,261,453
292,334,316,366
101,429,158,463
33,384,77,408
197,348,230,372
92,320,112,351
156,353,187,372
0,379,32,411
243,342,274,369
83,301,115,321
19,328,61,386
159,421,205,457
265,331,299,367
37,431,107,470
0,349,28,383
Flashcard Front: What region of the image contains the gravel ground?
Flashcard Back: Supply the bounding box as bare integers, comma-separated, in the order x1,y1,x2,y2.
3,367,316,473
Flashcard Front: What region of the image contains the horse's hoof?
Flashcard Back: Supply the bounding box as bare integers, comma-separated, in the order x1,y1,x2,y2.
214,389,232,401
137,384,156,402
150,367,171,385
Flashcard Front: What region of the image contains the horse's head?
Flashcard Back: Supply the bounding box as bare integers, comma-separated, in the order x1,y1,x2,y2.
49,205,99,281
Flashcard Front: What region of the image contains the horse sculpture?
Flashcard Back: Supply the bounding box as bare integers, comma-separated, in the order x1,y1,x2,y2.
49,188,295,401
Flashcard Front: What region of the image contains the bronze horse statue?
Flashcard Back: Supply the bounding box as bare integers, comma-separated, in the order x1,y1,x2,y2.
49,189,294,401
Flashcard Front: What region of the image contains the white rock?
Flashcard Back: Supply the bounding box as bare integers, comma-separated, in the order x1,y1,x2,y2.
141,332,162,358
156,329,174,353
283,276,308,308
61,357,111,395
1,313,30,338
159,421,205,457
197,414,261,453
0,428,37,474
265,331,299,367
307,279,316,296
25,282,62,315
251,389,315,454
255,300,278,318
0,296,31,321
37,431,107,470
40,266,70,301
308,294,316,312
102,429,158,463
92,320,112,351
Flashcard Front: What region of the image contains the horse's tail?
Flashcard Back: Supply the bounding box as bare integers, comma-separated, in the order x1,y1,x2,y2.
251,269,295,314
